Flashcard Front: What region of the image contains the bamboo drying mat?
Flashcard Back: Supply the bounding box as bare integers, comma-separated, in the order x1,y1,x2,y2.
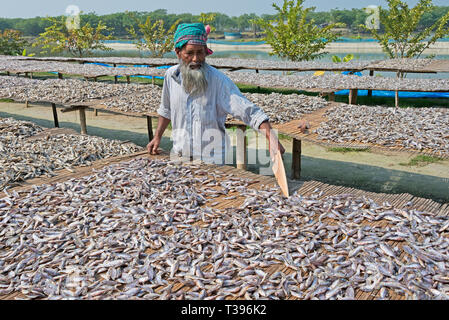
272,102,449,160
1,151,447,300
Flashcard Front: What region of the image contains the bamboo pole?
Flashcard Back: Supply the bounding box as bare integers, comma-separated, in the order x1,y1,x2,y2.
236,125,247,170
291,138,301,180
51,103,59,128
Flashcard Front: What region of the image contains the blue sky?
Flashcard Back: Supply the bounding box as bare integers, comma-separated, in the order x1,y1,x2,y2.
0,0,447,18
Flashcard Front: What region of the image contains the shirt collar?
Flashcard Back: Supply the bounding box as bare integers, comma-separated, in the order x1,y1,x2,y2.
172,65,182,84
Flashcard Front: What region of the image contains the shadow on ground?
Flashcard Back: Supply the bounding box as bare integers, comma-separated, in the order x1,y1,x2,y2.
247,151,449,204
0,111,172,149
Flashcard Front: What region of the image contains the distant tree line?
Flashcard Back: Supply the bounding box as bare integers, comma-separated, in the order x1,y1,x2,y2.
1,6,448,38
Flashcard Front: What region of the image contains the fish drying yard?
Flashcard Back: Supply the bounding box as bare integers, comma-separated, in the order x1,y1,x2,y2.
0,55,448,300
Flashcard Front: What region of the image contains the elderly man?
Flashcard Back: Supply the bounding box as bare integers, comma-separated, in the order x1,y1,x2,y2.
147,23,284,165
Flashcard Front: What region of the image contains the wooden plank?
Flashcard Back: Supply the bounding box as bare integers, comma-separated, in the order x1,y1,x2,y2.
147,115,154,142
348,89,358,105
236,125,247,170
420,60,449,73
291,138,301,180
51,103,59,128
437,204,449,217
368,70,374,97
79,107,87,135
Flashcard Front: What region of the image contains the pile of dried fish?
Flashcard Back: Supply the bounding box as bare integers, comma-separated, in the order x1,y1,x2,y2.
367,59,434,71
81,57,178,67
0,78,149,105
96,89,328,122
225,72,449,92
11,56,379,72
0,157,447,300
0,60,166,78
79,57,377,72
208,58,379,71
233,92,328,124
97,86,162,114
0,76,41,90
0,117,44,141
315,104,449,157
0,117,142,190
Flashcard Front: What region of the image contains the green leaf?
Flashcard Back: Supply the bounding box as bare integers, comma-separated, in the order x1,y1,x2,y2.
362,0,449,60
332,55,342,63
253,0,342,61
343,54,354,62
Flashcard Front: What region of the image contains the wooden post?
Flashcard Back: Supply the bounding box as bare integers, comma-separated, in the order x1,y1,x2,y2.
328,92,335,102
94,109,98,116
368,70,374,97
349,89,358,105
126,76,130,84
114,75,118,84
51,103,59,128
236,125,247,170
29,72,33,79
146,116,154,142
25,100,29,108
58,73,63,79
79,107,87,135
255,69,260,91
395,91,399,108
291,138,302,180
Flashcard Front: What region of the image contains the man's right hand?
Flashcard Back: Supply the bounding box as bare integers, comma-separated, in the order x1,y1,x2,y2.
147,137,161,155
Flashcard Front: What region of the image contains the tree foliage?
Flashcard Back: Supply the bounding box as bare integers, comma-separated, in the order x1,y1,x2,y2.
362,0,449,59
198,13,217,32
32,16,113,57
126,12,180,58
253,0,344,61
1,6,448,37
0,29,28,55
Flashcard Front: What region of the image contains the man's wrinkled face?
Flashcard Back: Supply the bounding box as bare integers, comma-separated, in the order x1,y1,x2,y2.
176,44,207,69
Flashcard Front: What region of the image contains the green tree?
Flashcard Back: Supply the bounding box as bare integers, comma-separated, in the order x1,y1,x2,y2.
0,29,29,55
253,0,344,61
198,13,217,32
362,0,449,59
33,15,113,57
126,12,180,58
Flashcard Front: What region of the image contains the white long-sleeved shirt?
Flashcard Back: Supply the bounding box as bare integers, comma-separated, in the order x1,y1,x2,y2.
157,63,269,164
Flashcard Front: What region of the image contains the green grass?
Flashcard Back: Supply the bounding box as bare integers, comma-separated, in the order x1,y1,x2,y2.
399,155,443,167
327,147,370,153
0,98,14,103
334,95,449,109
237,84,304,95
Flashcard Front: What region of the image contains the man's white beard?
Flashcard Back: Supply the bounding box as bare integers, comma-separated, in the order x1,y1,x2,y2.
180,60,208,96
